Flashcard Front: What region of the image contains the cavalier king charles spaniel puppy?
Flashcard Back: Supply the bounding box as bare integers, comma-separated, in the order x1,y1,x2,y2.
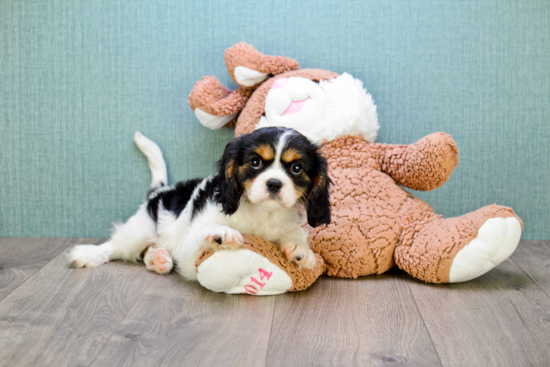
68,127,331,280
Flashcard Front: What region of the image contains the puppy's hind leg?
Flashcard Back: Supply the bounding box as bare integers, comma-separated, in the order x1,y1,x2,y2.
143,246,173,274
68,204,156,268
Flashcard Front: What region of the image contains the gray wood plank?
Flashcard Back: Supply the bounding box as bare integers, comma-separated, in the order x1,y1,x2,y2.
266,271,442,367
406,258,550,367
0,238,77,301
511,240,550,298
91,272,276,367
0,239,160,367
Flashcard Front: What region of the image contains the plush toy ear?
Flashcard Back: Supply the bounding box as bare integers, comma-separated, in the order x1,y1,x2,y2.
214,141,242,215
306,156,331,227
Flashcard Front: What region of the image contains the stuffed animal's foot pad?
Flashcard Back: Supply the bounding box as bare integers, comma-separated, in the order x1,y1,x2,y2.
144,246,173,275
449,217,522,283
203,226,244,251
196,248,294,295
68,244,110,268
282,243,317,270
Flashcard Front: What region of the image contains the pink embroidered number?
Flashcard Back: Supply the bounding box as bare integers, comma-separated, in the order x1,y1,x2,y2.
250,277,265,288
244,268,273,295
259,268,273,280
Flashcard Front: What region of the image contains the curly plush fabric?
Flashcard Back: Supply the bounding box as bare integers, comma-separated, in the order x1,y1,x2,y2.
396,204,520,283
188,42,304,128
309,136,522,282
224,42,300,87
191,42,523,289
377,133,459,191
195,235,325,292
187,76,253,119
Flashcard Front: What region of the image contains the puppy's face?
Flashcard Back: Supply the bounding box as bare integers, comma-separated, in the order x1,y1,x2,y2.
216,127,331,227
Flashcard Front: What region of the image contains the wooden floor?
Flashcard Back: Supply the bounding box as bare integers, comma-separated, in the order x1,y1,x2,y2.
0,239,549,367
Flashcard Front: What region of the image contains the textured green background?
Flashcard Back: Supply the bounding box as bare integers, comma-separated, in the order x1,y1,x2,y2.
1,0,549,239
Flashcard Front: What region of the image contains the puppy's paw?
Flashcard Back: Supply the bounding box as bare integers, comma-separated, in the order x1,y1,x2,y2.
282,243,316,270
143,246,173,275
203,226,244,251
68,244,109,268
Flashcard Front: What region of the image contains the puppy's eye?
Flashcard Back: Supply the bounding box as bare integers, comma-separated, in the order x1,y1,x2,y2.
251,157,262,169
291,163,302,175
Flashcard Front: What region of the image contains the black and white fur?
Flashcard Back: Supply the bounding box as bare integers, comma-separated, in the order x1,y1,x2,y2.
68,127,331,280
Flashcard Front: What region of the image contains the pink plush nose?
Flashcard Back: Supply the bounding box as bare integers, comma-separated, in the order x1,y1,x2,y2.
271,78,289,89
283,99,307,115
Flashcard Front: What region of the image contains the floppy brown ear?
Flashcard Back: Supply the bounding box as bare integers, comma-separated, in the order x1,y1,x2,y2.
306,158,331,227
224,42,300,87
213,141,242,215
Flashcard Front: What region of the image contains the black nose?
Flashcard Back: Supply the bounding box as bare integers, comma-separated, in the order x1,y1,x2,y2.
266,179,283,192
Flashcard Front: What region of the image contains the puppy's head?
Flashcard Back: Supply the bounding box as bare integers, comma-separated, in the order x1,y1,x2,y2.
215,127,331,227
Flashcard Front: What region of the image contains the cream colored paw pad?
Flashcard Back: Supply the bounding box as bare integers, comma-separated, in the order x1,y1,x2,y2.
449,217,522,283
197,249,292,295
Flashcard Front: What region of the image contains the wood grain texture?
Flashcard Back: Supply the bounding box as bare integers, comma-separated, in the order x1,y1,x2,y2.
0,238,160,367
1,239,549,367
266,270,442,367
406,258,550,367
91,272,276,367
0,238,84,302
511,240,550,298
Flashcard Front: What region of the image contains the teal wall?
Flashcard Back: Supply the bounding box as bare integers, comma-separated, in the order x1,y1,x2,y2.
1,0,549,239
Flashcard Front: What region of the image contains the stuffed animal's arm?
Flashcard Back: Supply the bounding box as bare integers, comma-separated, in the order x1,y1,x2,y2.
188,76,253,129
224,42,300,87
376,132,458,191
190,42,300,129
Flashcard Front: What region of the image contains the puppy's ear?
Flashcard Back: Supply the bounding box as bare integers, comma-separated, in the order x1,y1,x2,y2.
215,141,242,215
306,155,331,227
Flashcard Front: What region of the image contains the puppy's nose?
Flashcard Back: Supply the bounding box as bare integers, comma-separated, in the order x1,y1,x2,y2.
266,179,283,193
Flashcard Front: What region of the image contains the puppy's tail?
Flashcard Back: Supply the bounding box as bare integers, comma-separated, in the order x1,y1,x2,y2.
134,132,168,190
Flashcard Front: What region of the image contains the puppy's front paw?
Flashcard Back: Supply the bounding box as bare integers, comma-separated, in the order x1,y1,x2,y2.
203,226,244,251
68,244,109,268
282,243,316,270
143,246,173,275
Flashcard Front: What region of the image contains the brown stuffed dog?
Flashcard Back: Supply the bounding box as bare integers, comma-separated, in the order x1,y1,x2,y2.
188,42,522,295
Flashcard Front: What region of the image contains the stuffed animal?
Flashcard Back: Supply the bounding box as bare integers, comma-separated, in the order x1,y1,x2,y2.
188,42,523,295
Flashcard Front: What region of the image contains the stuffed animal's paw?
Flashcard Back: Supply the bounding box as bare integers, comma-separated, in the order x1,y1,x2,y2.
195,235,325,295
449,217,522,283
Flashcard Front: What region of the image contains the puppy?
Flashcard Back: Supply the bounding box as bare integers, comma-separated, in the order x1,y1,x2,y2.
68,127,331,280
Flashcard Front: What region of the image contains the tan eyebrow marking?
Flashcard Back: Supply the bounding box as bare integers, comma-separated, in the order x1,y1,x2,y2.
255,144,274,160
281,148,302,163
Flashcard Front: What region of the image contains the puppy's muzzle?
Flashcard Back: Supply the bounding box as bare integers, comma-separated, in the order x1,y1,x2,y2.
266,179,283,193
